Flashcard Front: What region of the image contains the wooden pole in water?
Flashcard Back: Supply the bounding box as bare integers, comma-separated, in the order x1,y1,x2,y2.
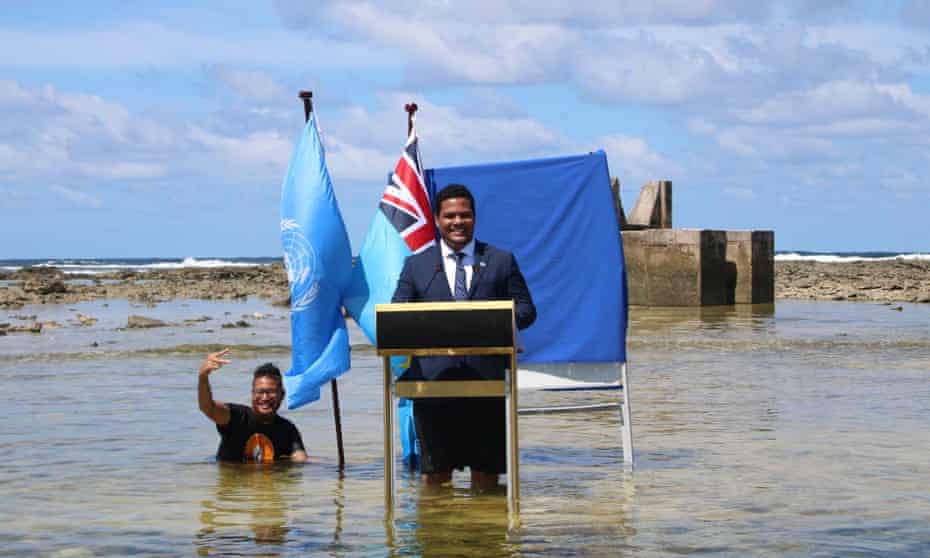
298,90,347,471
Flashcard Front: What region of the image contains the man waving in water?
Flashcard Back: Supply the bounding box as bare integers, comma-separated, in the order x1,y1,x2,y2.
198,348,308,463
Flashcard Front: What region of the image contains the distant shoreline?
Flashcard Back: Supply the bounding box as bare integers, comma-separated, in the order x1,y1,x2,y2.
0,263,290,310
775,259,930,304
1,258,928,311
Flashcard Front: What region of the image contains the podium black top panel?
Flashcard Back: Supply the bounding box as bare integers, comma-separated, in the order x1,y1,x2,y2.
375,301,515,350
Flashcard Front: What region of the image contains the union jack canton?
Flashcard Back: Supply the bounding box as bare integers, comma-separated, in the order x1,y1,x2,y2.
379,116,436,253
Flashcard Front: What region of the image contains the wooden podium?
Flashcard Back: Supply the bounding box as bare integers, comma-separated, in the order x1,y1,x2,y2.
376,300,521,518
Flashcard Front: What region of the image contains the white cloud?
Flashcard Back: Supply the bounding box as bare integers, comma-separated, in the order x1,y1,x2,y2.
736,80,919,125
189,126,291,176
277,0,771,27
880,167,921,199
573,36,734,104
688,118,718,136
5,1,929,241
49,185,103,208
714,126,838,162
272,2,921,111
328,93,566,167
411,102,562,162
0,79,571,199
876,83,930,117
183,90,562,186
806,23,930,68
599,134,678,184
274,3,771,96
207,66,286,102
687,78,930,182
801,118,922,137
0,79,34,106
0,22,388,71
327,3,573,85
323,136,397,182
75,162,166,180
0,79,175,183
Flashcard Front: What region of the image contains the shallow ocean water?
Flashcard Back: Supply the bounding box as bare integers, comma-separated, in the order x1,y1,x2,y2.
2,298,929,556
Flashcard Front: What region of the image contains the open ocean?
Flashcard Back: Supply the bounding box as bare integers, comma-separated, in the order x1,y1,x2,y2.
2,251,928,274
0,256,281,274
2,254,929,556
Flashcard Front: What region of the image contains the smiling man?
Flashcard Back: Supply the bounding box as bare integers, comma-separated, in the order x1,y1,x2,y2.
197,348,308,463
392,183,536,489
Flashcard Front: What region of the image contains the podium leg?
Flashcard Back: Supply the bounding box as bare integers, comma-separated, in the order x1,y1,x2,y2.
383,356,395,517
506,355,520,519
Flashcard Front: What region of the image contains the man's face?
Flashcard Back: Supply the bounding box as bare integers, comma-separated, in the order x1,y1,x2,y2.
251,376,284,419
437,196,475,251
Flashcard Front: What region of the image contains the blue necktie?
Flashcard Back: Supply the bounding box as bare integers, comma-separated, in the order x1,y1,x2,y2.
454,252,467,300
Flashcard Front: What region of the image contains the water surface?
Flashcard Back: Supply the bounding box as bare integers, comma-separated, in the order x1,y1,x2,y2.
2,299,929,556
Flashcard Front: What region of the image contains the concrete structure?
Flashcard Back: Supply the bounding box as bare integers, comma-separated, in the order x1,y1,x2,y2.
610,177,626,228
725,230,774,304
616,179,774,306
627,180,672,229
621,228,774,306
623,229,728,306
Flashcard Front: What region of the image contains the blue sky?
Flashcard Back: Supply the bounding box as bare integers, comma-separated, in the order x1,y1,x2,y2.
2,0,929,257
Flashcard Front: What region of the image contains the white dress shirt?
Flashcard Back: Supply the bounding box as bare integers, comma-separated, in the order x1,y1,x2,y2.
439,239,475,296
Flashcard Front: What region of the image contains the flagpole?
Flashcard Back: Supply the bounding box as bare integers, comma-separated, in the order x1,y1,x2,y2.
298,89,347,471
405,103,418,135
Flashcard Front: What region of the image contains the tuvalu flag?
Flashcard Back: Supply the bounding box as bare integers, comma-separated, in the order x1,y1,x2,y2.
343,110,435,466
343,113,435,338
280,112,353,409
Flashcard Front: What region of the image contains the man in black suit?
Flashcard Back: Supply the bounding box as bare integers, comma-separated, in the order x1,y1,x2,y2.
392,183,536,489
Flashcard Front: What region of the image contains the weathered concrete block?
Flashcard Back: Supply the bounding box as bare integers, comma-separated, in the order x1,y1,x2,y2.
725,230,774,304
627,180,672,228
622,229,774,306
622,229,728,306
610,177,627,228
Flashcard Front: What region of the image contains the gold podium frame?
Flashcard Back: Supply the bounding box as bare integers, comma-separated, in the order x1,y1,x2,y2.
375,300,521,519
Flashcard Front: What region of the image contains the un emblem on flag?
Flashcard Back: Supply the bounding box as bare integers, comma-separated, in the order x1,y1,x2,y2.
281,219,320,311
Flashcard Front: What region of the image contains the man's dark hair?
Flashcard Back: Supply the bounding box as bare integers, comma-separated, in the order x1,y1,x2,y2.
435,183,475,216
253,362,283,391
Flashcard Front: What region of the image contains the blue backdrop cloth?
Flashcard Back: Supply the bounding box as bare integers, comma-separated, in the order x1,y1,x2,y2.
280,113,354,409
425,150,628,363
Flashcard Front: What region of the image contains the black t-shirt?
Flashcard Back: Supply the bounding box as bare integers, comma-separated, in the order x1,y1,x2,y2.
215,403,306,463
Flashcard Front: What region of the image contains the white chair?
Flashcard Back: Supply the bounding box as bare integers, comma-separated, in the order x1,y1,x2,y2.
517,364,634,468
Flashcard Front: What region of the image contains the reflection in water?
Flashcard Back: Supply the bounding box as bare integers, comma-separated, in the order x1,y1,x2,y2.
630,303,776,335
331,471,346,550
391,481,515,558
195,463,298,555
384,427,638,558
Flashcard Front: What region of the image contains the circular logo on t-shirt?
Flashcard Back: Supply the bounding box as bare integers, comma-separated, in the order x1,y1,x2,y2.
244,433,275,463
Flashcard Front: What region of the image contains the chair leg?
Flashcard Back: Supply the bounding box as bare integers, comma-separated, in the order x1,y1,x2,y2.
620,363,634,469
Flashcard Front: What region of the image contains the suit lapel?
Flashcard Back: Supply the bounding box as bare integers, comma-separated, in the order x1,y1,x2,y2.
468,241,488,298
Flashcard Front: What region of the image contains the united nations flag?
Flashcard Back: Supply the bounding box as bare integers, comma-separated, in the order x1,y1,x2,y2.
279,112,353,409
